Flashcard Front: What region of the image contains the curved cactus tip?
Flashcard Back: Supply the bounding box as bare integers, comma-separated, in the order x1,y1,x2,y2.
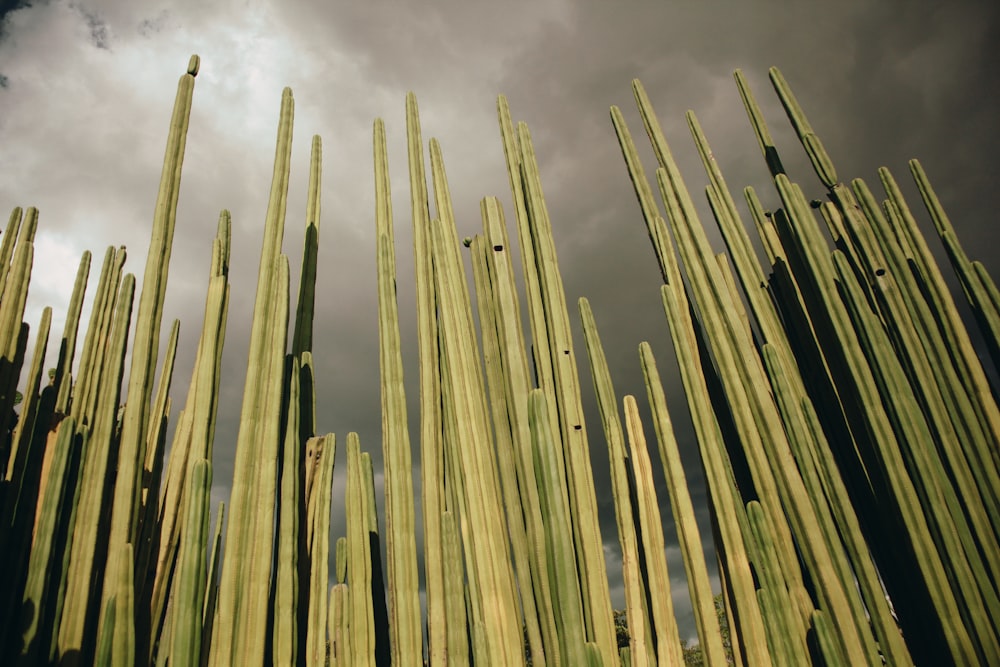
187,55,200,76
462,237,472,248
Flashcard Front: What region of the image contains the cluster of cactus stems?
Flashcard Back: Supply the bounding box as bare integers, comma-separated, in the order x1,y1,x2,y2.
0,54,998,667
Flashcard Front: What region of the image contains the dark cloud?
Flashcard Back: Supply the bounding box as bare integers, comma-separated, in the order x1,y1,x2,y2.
0,0,34,26
75,4,109,49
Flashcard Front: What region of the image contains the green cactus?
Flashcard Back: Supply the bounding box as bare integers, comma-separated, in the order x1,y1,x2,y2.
373,118,421,667
211,84,294,667
100,56,200,647
346,433,375,667
622,394,686,666
306,433,336,667
170,459,211,666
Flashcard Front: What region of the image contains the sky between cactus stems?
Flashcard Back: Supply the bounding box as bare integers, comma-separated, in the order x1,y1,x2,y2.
1,0,998,643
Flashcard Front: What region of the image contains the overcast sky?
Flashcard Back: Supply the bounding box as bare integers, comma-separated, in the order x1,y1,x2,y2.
1,0,998,642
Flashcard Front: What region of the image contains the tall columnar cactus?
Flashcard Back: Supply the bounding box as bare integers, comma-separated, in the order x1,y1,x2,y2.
428,137,524,664
99,56,200,647
478,196,560,665
305,433,336,667
373,118,421,667
273,359,301,667
622,394,687,666
211,85,294,667
469,232,547,663
579,297,651,667
504,112,617,667
346,433,375,667
400,92,451,667
58,273,135,664
16,415,76,664
169,459,211,665
879,165,1000,449
528,389,588,666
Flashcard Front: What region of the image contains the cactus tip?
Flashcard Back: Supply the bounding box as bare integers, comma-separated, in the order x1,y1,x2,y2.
187,55,200,76
462,237,472,248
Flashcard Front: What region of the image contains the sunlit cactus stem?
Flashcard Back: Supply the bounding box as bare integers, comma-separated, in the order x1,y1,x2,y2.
373,117,421,666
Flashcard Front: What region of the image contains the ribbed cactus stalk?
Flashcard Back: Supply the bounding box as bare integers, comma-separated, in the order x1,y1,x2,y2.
273,359,301,667
638,342,728,665
0,218,34,450
767,66,837,187
58,273,135,664
211,85,293,667
99,56,200,648
201,502,224,666
579,297,651,667
0,207,24,299
373,118,421,667
346,433,375,667
16,415,75,664
329,582,351,667
401,92,450,667
528,389,587,666
658,279,772,667
478,196,559,665
72,246,127,427
148,211,230,659
428,136,524,664
438,510,467,664
169,459,211,665
54,251,91,413
507,115,617,667
622,394,687,666
306,433,336,667
2,305,50,563
879,165,1000,448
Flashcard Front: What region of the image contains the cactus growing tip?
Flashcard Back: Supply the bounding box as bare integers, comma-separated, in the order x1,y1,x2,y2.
187,55,200,76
